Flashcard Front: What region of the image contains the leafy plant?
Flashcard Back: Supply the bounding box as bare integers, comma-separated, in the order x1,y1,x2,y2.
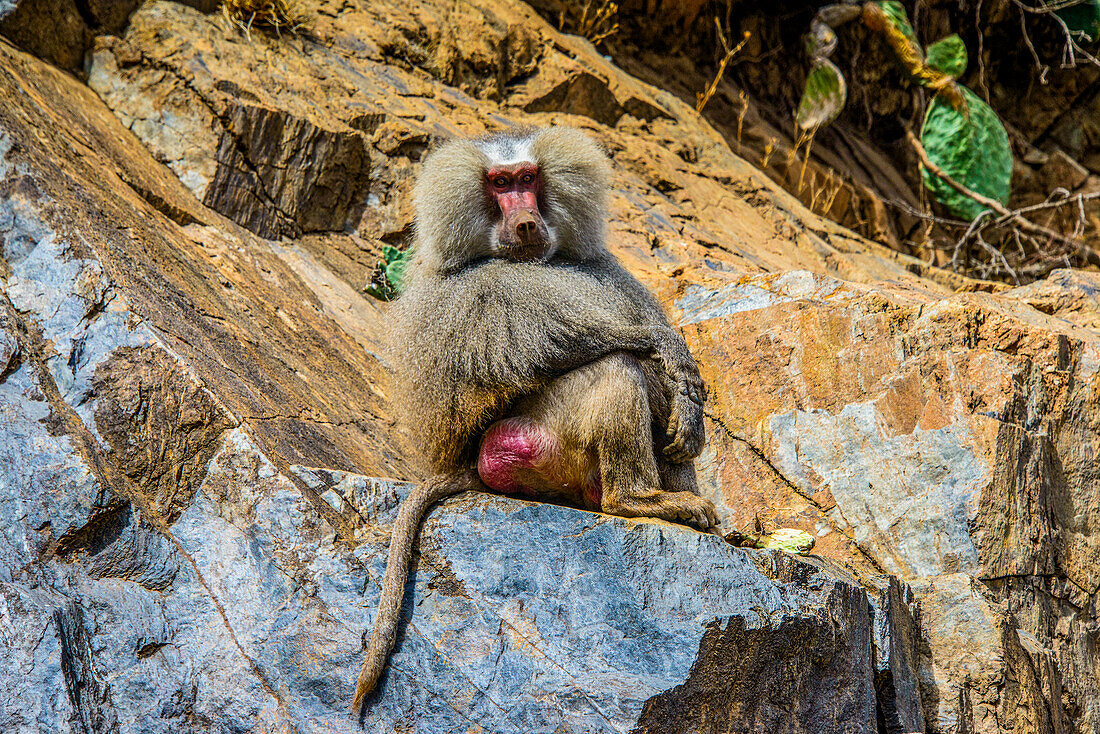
875,0,919,45
795,59,847,130
925,34,967,77
1053,0,1100,43
724,524,816,555
921,87,1012,219
795,2,1012,220
365,245,411,301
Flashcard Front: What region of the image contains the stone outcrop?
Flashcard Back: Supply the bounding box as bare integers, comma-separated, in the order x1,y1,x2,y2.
1,0,1099,731
0,0,144,72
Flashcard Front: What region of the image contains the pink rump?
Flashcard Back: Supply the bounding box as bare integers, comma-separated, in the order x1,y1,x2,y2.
477,418,550,496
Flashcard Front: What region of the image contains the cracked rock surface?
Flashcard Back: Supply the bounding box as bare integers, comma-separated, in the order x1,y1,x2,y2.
0,0,1098,731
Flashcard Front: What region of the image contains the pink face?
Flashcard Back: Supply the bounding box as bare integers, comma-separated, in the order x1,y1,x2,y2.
486,163,552,260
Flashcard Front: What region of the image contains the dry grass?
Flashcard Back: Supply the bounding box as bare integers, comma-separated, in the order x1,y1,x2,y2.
221,0,307,37
807,169,844,215
695,18,750,113
760,137,778,169
774,131,843,216
735,90,748,153
559,1,620,47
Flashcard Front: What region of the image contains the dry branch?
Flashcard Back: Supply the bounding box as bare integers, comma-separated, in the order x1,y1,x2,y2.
696,21,750,113
906,129,1100,268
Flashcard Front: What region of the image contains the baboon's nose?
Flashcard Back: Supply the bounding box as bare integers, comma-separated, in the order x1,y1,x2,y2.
514,213,537,240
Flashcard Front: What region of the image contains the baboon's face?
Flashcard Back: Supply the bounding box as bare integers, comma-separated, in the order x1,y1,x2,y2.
413,127,609,271
484,161,552,262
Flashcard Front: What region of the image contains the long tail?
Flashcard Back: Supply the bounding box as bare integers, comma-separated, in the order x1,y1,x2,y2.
352,470,477,714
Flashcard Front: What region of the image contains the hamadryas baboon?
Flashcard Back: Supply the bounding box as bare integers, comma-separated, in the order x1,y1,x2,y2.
353,125,717,713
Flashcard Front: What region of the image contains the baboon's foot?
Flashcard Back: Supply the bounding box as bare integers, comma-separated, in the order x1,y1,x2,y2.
603,490,719,531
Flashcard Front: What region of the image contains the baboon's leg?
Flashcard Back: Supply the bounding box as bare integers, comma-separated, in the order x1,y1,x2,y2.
584,354,715,529
491,353,716,528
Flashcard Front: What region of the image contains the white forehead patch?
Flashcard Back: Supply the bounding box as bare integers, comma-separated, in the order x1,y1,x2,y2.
479,136,534,166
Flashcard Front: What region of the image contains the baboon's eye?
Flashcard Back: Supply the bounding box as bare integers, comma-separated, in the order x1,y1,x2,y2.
520,172,535,185
493,176,509,188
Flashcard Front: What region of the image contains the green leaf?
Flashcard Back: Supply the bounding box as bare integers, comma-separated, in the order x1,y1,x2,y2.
381,245,409,292
925,34,967,78
365,245,411,300
863,1,928,83
875,0,919,45
920,85,1012,221
795,59,847,130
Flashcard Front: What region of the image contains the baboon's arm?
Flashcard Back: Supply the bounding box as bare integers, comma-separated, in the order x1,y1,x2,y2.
400,258,706,465
646,327,706,462
481,263,707,463
576,257,707,461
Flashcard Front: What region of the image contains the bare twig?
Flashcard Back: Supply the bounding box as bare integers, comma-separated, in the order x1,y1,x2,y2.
975,230,1020,283
696,21,751,113
975,0,992,98
997,189,1100,220
1013,0,1100,70
1018,5,1051,83
885,197,971,228
906,129,1100,267
953,210,993,271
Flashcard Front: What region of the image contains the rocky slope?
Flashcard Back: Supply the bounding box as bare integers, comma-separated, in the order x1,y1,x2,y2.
0,0,1098,732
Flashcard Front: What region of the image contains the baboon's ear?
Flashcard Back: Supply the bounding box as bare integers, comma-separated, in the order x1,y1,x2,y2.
411,138,492,271
529,127,611,259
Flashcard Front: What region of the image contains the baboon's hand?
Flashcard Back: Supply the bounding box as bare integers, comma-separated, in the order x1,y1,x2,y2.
651,329,706,462
664,374,705,463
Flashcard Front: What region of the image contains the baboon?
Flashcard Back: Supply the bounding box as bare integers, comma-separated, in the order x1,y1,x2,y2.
353,126,718,713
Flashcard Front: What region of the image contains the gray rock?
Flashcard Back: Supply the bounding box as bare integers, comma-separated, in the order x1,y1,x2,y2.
153,430,885,732
0,166,900,729
768,401,985,579
869,575,925,734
